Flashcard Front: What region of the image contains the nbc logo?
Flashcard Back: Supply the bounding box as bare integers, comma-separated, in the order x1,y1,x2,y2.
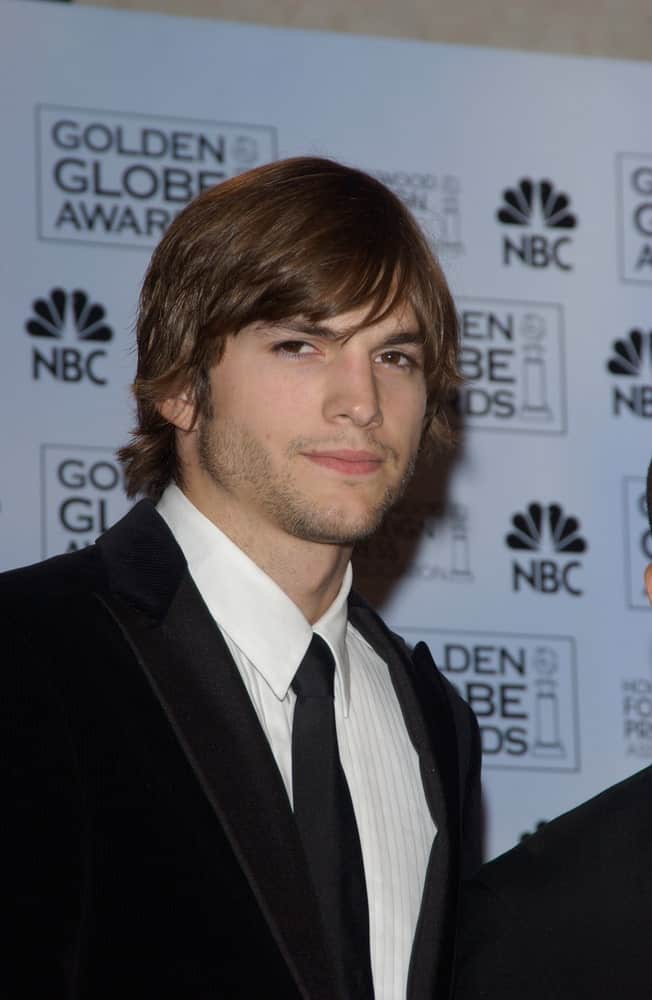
506,501,587,595
25,288,112,385
497,178,577,270
607,329,652,418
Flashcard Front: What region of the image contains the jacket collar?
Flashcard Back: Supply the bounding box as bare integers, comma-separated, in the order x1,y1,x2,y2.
98,499,185,620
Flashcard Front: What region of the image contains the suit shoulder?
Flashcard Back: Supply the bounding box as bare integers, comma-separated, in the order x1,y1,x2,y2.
0,544,105,616
477,763,652,897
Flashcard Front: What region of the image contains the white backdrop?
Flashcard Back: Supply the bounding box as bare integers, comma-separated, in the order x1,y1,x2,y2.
2,0,652,859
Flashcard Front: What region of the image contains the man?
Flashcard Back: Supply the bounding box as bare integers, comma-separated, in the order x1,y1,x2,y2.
2,158,480,999
453,458,652,999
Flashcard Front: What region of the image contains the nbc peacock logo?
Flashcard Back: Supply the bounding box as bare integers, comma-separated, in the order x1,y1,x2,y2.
497,178,577,271
607,329,652,418
25,288,112,385
506,501,587,595
497,179,577,229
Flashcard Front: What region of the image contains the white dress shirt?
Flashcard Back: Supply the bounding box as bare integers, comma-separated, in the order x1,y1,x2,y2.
157,483,436,1000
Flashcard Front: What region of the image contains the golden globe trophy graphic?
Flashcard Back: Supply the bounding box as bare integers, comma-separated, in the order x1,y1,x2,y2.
532,646,566,758
449,503,473,582
439,175,463,255
520,312,552,421
231,134,259,166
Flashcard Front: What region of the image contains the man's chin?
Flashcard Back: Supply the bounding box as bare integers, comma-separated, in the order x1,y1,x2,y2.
266,467,414,547
282,503,390,547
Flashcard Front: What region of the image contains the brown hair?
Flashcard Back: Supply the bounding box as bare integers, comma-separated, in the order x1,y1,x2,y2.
118,156,460,500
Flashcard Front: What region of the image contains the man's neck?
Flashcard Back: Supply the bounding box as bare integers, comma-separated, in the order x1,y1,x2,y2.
181,486,352,625
238,534,351,625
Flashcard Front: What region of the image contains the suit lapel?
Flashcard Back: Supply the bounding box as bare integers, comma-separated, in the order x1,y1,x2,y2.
96,503,334,1000
348,594,461,1000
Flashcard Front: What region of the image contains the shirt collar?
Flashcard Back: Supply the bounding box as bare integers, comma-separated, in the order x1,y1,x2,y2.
156,484,352,714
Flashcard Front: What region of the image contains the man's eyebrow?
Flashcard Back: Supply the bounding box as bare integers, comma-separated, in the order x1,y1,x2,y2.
266,319,344,340
379,331,425,349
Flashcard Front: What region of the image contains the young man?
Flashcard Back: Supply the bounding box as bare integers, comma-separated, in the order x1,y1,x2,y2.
2,158,480,999
453,459,652,999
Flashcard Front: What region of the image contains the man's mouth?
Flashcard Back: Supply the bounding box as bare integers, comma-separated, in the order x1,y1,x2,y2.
302,449,384,476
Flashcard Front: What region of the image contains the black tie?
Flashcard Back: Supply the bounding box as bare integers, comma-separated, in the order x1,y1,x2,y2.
291,634,374,999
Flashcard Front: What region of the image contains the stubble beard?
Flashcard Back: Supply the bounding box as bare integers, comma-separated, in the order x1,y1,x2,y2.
198,417,419,547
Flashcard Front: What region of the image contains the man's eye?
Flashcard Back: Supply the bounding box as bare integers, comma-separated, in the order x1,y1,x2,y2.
378,350,416,368
272,340,316,357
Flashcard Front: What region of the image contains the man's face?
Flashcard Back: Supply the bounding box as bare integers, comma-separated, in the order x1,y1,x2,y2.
194,302,428,548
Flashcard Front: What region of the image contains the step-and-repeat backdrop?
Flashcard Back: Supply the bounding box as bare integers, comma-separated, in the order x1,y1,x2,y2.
2,0,652,859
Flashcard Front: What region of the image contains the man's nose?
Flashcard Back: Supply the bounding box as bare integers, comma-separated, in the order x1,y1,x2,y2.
322,355,383,429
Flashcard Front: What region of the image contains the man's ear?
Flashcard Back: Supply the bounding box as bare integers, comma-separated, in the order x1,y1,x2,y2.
645,564,652,605
158,393,196,432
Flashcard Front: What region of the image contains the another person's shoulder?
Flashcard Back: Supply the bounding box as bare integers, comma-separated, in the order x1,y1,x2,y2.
480,762,652,895
455,765,652,998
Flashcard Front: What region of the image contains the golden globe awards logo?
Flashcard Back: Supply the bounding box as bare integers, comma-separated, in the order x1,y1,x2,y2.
41,445,132,556
26,288,112,384
506,502,587,596
616,153,652,283
622,476,652,610
497,177,577,270
355,498,473,585
404,627,579,771
455,297,567,432
367,167,464,257
622,676,652,757
36,105,277,248
607,329,652,417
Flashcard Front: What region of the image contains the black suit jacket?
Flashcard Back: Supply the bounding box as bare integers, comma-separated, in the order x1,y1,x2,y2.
454,764,652,999
2,500,480,999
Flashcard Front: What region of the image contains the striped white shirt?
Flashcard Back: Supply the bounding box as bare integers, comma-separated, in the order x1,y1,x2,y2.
157,484,436,999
